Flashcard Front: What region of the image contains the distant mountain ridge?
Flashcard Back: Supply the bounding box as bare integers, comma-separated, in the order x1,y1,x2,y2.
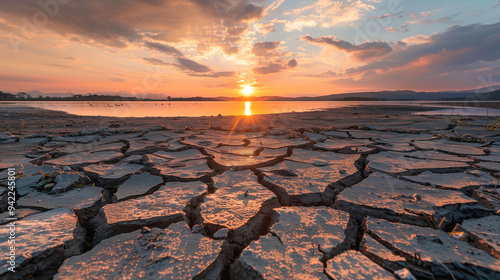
2,85,500,101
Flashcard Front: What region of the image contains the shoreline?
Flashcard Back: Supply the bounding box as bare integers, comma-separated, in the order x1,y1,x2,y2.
0,103,462,135
1,103,499,279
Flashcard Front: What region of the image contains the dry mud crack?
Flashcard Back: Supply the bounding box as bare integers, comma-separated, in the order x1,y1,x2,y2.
1,110,500,280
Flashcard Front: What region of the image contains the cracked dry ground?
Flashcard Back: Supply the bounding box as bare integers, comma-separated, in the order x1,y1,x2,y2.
1,110,500,279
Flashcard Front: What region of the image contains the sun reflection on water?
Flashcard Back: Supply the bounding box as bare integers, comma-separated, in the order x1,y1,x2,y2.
245,101,251,116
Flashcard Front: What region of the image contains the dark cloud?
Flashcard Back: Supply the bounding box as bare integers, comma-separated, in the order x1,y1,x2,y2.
332,22,500,91
145,41,183,56
143,57,172,66
253,63,283,74
253,57,298,74
302,35,392,61
144,57,234,78
0,0,264,49
177,57,211,73
221,43,239,55
349,22,500,75
251,41,282,57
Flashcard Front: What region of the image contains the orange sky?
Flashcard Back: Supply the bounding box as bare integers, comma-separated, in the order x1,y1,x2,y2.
0,0,499,98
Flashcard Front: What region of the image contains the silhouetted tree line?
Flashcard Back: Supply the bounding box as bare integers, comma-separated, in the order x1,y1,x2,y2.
0,91,225,101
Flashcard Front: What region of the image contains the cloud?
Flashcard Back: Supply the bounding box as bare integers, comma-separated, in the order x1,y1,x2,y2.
284,19,317,32
332,22,500,90
177,58,211,73
145,41,183,56
189,71,236,78
0,0,265,49
254,22,276,34
253,63,283,74
283,0,376,28
0,75,52,83
296,70,340,78
143,57,172,66
350,22,500,75
266,0,285,13
302,35,393,61
251,41,282,57
144,57,235,78
253,59,297,74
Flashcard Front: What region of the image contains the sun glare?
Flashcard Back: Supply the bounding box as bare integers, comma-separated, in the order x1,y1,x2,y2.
245,101,251,116
242,85,254,96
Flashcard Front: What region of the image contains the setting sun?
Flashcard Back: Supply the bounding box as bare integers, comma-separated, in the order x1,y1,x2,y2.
242,85,254,96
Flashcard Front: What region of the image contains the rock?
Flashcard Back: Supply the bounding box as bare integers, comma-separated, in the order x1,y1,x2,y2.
0,164,55,180
115,172,163,200
0,207,86,278
236,207,350,279
51,172,90,193
367,217,500,279
326,250,396,280
55,223,222,280
63,166,72,172
11,174,44,196
201,170,273,229
454,215,500,259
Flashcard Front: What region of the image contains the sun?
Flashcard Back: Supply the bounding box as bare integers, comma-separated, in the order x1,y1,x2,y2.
242,85,254,96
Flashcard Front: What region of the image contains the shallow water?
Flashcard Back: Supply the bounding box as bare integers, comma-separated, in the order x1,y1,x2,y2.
2,100,499,117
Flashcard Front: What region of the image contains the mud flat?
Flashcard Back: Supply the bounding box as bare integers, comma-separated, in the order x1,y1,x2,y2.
1,104,500,279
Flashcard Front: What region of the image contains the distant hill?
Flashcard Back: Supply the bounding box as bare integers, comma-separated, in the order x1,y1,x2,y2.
2,85,500,101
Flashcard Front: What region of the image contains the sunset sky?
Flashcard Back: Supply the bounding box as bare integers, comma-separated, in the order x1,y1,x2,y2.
1,0,499,98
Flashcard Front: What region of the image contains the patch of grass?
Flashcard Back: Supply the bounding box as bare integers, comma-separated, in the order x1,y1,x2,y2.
487,117,500,131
